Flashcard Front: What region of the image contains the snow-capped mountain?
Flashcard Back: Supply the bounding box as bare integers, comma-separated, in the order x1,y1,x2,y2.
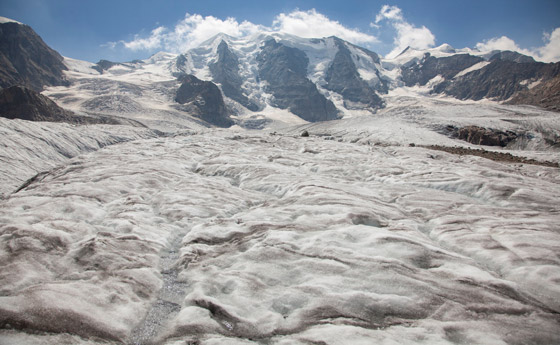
3,17,558,129
1,17,560,345
54,33,560,128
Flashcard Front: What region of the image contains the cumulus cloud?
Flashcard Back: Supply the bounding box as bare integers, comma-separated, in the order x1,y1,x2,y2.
476,28,560,62
474,35,536,58
117,14,262,52
123,26,167,51
114,9,377,54
374,5,435,58
538,28,560,62
273,9,378,44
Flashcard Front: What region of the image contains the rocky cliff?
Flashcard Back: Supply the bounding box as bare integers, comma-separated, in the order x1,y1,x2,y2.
506,74,560,112
0,21,68,91
256,39,339,122
324,38,385,111
175,74,233,128
209,40,259,111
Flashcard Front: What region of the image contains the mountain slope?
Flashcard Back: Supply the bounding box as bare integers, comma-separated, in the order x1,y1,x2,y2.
506,74,560,111
0,18,68,91
436,59,560,101
209,40,259,111
324,37,385,111
256,39,339,122
398,49,560,104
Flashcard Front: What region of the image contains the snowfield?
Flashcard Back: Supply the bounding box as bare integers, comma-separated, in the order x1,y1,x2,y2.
1,124,559,344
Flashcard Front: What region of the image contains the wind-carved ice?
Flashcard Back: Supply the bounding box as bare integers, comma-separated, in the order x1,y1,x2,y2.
0,128,559,344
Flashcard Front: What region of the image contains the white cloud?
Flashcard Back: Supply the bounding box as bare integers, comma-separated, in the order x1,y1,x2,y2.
161,14,262,52
475,36,530,54
122,26,167,51
537,28,560,62
273,9,378,44
115,9,377,54
375,5,404,23
117,14,262,53
475,28,560,63
374,5,435,58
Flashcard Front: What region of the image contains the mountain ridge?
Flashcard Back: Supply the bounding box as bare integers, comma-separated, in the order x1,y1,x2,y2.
1,20,559,129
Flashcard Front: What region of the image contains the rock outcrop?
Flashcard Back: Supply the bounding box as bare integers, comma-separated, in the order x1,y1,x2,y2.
0,85,120,124
257,39,339,122
175,74,233,128
444,125,518,147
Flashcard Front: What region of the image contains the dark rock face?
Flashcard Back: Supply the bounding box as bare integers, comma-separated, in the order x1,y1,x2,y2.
0,21,68,91
0,85,75,122
0,85,112,125
209,40,259,111
175,74,233,128
506,74,560,112
257,39,339,122
438,61,560,101
324,38,385,111
402,50,560,103
401,53,484,87
0,85,143,125
445,125,518,147
93,60,118,74
489,50,536,64
172,54,190,77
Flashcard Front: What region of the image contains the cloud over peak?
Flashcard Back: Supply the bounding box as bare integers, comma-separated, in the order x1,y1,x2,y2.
374,5,436,59
114,9,378,54
273,9,378,44
475,28,560,63
110,6,559,63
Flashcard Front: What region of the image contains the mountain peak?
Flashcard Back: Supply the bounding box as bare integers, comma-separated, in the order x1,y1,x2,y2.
0,16,23,25
434,43,456,53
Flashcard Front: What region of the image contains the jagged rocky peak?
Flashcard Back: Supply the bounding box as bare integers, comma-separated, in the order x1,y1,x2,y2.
209,40,259,111
0,18,69,91
324,37,385,111
175,74,233,128
257,39,339,122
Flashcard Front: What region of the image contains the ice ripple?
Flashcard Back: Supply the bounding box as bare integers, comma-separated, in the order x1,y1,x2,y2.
1,130,559,344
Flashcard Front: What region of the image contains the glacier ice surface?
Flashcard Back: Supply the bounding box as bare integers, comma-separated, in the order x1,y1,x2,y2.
1,126,559,344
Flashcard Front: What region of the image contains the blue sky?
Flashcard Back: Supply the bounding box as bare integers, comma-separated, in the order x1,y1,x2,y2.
1,0,559,62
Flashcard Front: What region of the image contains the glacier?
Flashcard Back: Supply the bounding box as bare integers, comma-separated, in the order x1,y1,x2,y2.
0,113,559,344
2,22,560,344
